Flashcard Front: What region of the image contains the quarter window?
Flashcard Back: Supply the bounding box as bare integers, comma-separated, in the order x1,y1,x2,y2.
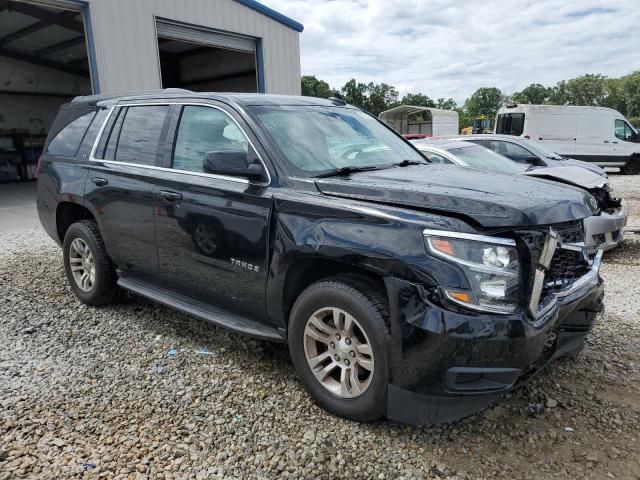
172,106,249,173
46,111,96,157
99,106,169,166
615,119,636,142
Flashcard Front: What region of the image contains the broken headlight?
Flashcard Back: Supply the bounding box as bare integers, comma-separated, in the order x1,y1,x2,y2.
423,230,520,314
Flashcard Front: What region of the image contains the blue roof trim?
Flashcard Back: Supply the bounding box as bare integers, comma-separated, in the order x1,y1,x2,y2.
235,0,304,32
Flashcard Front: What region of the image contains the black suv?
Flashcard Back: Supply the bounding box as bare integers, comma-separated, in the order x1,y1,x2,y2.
37,91,604,425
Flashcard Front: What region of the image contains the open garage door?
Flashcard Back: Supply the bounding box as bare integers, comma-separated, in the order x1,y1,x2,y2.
156,19,259,93
0,0,92,185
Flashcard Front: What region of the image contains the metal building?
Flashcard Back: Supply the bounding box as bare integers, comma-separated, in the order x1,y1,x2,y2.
0,0,303,184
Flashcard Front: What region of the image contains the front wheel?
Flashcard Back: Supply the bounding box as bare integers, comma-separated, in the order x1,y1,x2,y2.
288,276,391,422
63,220,118,306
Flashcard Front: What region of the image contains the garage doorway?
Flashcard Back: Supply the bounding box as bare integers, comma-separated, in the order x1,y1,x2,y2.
156,19,260,93
0,0,93,185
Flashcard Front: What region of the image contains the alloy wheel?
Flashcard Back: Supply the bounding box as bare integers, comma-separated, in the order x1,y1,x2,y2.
68,238,95,292
303,307,375,398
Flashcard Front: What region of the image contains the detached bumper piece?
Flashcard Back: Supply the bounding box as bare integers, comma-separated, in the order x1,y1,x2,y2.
583,202,628,251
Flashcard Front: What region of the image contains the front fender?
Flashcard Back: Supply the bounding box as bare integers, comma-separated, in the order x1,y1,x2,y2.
265,193,475,328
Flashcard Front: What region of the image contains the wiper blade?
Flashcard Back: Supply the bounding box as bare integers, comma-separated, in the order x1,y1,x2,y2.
313,166,381,178
395,159,424,167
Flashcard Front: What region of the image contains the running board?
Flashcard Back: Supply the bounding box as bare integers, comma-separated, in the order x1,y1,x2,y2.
117,276,285,342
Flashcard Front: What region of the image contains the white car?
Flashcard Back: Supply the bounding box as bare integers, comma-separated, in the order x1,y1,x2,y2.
494,104,640,174
412,138,627,251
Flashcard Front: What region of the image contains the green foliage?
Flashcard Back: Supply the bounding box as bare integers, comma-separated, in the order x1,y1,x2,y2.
510,83,551,104
436,98,458,110
301,75,335,98
463,87,504,118
399,93,435,108
339,79,399,116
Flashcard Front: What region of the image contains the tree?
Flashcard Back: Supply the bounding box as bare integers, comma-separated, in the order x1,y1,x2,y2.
399,93,436,108
436,97,458,110
548,74,608,106
463,87,504,118
301,75,334,98
340,79,369,110
616,71,640,117
510,83,550,105
366,83,399,116
339,79,400,116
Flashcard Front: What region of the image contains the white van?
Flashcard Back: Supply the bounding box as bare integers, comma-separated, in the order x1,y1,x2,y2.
494,104,640,174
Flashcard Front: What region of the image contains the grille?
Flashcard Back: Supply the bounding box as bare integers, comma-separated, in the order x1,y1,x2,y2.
519,222,590,295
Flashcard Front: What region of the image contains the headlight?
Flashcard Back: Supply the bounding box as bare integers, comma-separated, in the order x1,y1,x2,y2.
423,230,520,314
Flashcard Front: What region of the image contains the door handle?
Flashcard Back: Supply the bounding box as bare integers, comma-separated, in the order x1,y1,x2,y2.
603,140,610,143
612,141,618,144
91,177,108,186
158,191,183,202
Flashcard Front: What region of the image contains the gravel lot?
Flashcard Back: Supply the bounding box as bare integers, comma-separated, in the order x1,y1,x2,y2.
1,174,639,480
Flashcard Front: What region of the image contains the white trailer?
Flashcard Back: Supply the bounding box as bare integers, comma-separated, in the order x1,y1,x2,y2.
379,105,459,137
495,104,640,174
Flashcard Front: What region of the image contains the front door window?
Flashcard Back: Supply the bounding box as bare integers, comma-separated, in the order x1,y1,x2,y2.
615,119,636,142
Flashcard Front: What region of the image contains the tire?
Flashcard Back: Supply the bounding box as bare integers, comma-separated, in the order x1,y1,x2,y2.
288,275,391,422
63,220,118,306
621,155,640,175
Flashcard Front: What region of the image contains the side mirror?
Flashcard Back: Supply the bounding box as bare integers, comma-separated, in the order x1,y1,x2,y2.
525,156,544,166
203,149,265,181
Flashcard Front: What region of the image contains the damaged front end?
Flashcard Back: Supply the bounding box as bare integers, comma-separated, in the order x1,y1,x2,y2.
584,186,627,251
385,221,605,425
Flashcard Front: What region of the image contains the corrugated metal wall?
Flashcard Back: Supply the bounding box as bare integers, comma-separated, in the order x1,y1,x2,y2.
85,0,301,95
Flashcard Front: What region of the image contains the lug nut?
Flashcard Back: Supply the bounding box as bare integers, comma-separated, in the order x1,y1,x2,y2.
344,359,350,365
345,338,351,345
334,354,340,361
336,334,341,340
330,342,335,349
349,350,355,357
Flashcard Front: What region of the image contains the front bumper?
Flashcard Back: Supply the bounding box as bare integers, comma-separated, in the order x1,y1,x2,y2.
384,262,604,425
584,202,627,251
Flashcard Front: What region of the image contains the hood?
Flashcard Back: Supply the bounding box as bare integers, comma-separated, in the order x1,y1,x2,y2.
523,165,609,189
549,158,608,177
315,164,598,228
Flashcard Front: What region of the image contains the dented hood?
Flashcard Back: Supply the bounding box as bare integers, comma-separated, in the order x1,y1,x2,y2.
523,165,609,190
315,164,598,228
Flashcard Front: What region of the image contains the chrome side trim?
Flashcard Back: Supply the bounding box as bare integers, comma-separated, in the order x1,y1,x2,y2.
528,228,558,315
88,102,272,186
422,229,516,246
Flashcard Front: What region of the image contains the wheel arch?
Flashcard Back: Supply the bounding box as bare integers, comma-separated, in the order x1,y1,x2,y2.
56,202,96,244
278,256,389,328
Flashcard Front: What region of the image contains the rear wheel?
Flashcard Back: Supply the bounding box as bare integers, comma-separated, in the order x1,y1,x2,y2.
621,155,640,175
288,276,390,422
63,220,118,306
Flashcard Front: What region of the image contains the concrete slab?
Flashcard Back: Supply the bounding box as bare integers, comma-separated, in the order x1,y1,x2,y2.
0,182,39,233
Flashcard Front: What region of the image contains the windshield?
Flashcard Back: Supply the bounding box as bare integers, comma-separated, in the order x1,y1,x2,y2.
448,145,527,174
249,105,426,176
522,140,563,160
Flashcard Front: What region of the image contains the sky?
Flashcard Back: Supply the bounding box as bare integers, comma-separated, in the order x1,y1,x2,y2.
262,0,640,103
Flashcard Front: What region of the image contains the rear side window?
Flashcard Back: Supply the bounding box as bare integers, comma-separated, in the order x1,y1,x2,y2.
100,105,169,166
487,140,534,162
46,111,96,157
495,113,525,136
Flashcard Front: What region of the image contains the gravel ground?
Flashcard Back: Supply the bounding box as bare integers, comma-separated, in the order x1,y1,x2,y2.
1,174,640,480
